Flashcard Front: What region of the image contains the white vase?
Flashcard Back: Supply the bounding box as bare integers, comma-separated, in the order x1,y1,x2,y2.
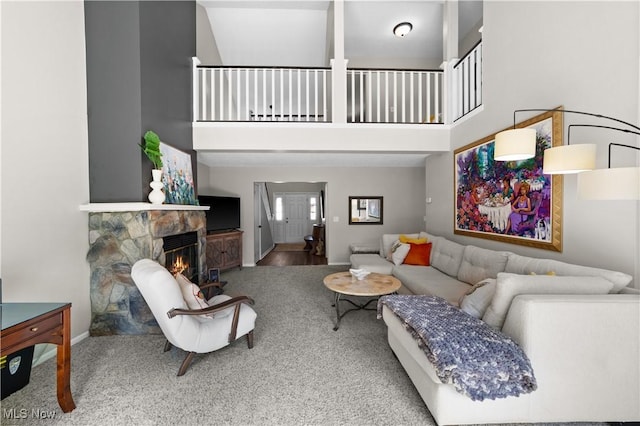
148,169,165,205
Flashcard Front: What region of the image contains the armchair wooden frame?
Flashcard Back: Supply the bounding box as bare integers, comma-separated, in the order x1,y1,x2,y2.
166,282,255,376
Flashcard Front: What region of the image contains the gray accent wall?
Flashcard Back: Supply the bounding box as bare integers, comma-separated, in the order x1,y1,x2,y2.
85,1,196,202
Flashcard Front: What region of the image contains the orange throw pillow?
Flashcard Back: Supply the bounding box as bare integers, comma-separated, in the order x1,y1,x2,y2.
403,242,432,266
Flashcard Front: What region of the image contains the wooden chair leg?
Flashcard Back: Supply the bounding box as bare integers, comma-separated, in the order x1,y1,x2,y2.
163,340,173,352
177,352,196,377
246,330,254,349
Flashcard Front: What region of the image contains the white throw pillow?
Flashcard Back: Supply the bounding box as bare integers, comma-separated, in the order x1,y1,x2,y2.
390,242,411,266
482,272,614,330
459,278,496,318
175,272,209,312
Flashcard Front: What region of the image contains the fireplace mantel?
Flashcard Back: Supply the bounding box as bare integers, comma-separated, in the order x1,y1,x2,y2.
80,202,209,213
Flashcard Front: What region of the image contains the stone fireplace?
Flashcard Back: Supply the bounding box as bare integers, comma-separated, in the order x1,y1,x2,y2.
83,204,208,335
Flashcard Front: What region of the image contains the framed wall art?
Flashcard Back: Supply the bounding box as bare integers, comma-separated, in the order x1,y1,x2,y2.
454,109,563,251
349,196,383,224
159,143,198,205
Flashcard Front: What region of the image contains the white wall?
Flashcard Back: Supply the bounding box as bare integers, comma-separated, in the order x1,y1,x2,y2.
200,165,426,265
427,1,640,287
196,3,222,65
1,1,91,335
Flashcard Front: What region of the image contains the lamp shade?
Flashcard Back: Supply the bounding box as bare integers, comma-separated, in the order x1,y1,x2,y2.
577,167,640,200
494,128,537,161
542,144,596,174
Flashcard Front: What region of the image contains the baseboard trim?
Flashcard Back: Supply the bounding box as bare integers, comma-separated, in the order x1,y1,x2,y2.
32,331,90,367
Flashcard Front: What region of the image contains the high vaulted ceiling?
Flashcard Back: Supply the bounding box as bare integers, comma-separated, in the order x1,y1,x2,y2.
195,0,483,168
198,0,483,68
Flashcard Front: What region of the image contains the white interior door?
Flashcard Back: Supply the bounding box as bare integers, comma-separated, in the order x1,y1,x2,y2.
284,194,308,243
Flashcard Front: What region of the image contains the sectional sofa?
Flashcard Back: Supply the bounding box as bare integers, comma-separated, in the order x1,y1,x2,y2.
350,232,640,425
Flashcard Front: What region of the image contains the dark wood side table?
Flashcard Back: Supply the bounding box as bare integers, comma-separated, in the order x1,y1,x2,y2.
1,303,75,412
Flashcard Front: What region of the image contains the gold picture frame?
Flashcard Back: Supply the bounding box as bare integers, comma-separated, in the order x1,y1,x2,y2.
453,109,563,251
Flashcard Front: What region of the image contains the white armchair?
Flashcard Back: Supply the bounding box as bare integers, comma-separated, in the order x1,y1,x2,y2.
131,259,257,376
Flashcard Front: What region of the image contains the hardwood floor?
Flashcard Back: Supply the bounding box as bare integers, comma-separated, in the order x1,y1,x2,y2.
256,244,327,266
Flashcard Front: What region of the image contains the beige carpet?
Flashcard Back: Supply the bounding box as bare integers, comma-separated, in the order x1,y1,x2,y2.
272,242,307,252
2,265,609,426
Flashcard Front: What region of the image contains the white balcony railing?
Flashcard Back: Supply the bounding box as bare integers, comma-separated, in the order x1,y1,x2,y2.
452,40,483,121
347,69,443,124
192,41,482,125
193,64,331,122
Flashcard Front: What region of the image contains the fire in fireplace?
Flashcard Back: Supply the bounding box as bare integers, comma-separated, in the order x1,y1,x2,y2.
163,232,199,282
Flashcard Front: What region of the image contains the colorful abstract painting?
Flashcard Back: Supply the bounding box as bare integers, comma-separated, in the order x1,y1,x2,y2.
160,143,197,205
454,110,563,251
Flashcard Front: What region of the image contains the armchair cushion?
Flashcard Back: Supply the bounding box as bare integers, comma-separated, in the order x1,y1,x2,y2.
205,295,236,319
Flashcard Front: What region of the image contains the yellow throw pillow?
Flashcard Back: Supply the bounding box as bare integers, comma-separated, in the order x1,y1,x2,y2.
529,271,556,276
399,234,428,245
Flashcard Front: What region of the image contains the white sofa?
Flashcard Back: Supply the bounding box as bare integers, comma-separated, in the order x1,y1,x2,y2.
351,232,640,424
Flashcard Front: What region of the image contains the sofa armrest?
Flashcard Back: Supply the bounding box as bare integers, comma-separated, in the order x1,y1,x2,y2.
502,294,640,421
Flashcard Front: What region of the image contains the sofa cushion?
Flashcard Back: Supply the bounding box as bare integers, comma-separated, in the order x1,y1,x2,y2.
392,265,471,306
457,245,510,285
482,272,615,329
349,253,394,275
420,231,439,242
459,278,497,318
504,253,632,293
430,237,465,278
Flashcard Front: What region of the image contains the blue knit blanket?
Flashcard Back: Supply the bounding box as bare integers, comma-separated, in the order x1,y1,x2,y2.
378,295,537,401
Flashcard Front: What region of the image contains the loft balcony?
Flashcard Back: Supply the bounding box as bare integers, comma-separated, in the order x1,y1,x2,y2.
192,41,482,156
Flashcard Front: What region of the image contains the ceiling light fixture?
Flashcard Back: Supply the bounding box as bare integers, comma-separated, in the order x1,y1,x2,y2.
393,22,413,37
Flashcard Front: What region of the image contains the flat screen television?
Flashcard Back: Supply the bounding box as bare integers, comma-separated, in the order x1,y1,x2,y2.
198,195,241,233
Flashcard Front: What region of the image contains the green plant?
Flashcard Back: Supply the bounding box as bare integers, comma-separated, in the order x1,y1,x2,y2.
140,130,163,169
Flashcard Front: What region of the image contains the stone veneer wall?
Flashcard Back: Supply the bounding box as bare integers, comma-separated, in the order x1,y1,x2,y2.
86,210,206,335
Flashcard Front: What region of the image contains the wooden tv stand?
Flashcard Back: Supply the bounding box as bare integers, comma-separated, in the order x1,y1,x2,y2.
205,229,243,271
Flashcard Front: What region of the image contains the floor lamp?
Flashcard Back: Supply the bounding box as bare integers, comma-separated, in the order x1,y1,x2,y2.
494,108,640,200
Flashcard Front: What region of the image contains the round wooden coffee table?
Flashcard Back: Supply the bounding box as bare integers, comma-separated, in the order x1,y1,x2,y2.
323,271,401,330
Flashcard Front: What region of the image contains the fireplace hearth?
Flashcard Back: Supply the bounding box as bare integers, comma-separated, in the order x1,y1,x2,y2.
84,205,207,335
